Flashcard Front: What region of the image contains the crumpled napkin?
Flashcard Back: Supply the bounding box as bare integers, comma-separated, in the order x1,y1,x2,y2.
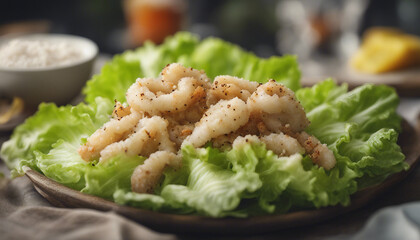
328,202,420,240
0,172,176,240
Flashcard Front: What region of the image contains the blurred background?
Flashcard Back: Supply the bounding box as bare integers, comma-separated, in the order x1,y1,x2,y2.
2,0,419,57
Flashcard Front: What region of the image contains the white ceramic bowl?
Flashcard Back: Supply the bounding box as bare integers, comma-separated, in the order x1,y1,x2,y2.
0,34,98,107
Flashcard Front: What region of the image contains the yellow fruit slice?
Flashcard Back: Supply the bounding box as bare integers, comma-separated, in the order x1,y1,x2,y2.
350,27,420,74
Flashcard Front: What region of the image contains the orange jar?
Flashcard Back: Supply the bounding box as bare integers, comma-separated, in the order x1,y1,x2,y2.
124,0,186,46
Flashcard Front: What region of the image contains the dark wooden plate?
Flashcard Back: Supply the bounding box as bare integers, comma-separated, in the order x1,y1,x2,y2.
24,120,420,235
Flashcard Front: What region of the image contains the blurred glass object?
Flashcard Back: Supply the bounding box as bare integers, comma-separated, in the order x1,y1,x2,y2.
215,0,277,57
123,0,186,47
398,0,420,36
276,0,369,61
0,20,51,36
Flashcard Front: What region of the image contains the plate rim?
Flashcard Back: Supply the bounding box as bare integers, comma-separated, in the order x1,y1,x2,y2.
301,64,420,97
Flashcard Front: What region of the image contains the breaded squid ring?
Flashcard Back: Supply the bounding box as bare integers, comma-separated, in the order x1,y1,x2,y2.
131,151,182,194
247,80,310,133
112,101,131,120
99,116,175,162
127,77,203,115
161,63,211,88
260,133,305,156
295,131,336,170
185,97,250,147
78,111,142,161
207,75,259,105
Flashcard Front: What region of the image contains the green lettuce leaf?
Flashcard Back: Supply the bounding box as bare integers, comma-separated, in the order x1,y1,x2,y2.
0,98,143,199
296,80,408,188
1,98,112,177
187,37,301,91
83,32,301,105
83,56,142,105
296,79,348,112
83,32,200,104
0,32,407,218
159,145,261,217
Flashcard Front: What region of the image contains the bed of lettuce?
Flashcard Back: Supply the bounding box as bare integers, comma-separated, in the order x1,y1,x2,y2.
0,32,408,217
